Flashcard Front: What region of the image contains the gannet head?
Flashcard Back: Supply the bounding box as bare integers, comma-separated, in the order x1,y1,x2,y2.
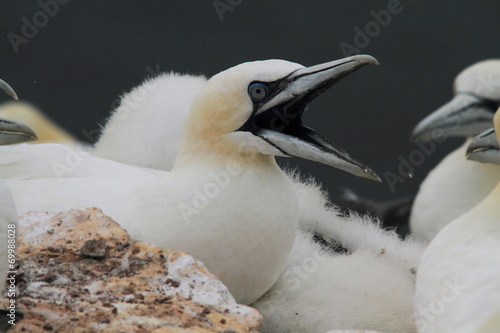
412,59,500,141
466,107,500,164
0,79,37,145
177,55,380,181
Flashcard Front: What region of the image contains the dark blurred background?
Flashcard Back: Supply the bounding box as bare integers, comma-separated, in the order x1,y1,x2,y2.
1,1,499,201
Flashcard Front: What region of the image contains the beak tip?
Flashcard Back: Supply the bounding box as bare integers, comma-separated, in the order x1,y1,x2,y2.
355,54,380,66
361,169,382,182
0,79,18,100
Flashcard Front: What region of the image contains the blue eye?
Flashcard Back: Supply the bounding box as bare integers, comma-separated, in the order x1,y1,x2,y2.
248,82,269,101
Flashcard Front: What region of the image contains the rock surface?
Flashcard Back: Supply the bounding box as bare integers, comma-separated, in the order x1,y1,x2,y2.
1,208,262,332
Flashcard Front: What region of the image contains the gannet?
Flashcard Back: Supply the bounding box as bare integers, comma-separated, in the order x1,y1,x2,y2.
0,80,37,145
1,56,380,305
410,60,500,242
89,61,423,332
414,110,500,333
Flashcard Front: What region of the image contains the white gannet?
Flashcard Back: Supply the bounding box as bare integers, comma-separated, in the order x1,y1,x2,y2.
0,80,37,145
88,62,423,332
410,60,500,242
0,56,381,305
414,110,500,333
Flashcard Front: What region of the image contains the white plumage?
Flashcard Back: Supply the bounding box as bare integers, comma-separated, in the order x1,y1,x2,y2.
253,175,423,333
414,111,500,333
6,150,298,306
93,72,207,171
410,59,500,242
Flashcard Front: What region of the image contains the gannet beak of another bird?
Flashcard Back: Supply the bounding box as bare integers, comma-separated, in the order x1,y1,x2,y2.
0,118,38,145
467,109,500,164
234,55,381,181
0,79,38,145
411,59,500,141
0,79,18,101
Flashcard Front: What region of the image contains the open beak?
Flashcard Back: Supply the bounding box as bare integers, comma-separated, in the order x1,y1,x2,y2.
0,118,37,145
239,55,381,181
466,127,500,164
0,79,18,100
411,94,498,142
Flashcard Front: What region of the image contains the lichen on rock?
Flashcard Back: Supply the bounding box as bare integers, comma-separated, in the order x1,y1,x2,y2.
1,208,262,332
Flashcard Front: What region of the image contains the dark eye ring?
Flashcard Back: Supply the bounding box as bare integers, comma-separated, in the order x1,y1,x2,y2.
248,82,269,102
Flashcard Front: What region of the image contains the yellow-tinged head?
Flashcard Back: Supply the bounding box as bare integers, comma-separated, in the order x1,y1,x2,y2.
184,60,302,143
175,56,381,181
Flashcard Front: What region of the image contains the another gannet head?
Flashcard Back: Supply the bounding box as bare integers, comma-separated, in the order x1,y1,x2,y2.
466,107,500,164
412,60,500,141
0,79,37,145
177,55,380,181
